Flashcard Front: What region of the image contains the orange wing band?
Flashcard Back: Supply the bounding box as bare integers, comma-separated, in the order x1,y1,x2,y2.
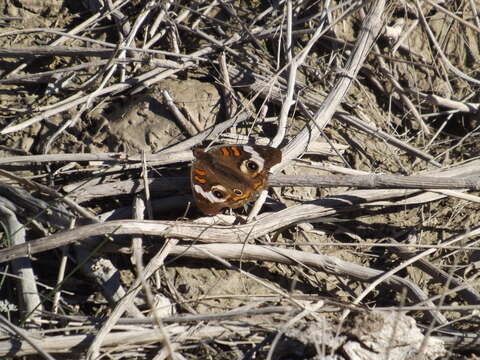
194,168,206,176
230,146,241,156
194,176,207,184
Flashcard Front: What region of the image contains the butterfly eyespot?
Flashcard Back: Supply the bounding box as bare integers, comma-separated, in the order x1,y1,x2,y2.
233,189,243,196
246,160,259,171
213,190,224,199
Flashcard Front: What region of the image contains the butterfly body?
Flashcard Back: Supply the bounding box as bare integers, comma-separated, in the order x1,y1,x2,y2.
191,144,282,215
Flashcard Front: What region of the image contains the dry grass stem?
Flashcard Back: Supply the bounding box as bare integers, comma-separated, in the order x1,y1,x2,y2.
1,0,479,358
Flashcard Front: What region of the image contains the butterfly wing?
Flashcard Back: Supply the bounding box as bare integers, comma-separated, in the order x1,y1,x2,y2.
191,145,282,215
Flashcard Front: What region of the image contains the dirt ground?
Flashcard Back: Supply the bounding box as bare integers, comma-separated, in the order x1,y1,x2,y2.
0,0,479,359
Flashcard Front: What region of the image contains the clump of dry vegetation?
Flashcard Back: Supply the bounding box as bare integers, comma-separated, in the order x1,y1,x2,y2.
0,0,479,359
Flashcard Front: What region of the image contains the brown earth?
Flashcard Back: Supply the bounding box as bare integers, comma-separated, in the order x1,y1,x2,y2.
0,0,479,359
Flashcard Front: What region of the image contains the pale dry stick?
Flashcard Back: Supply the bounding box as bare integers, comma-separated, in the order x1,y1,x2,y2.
421,91,476,152
162,90,201,136
0,208,350,263
0,59,180,85
387,233,480,305
250,0,287,26
270,0,297,149
365,187,480,209
248,0,297,219
141,152,153,221
154,112,252,154
1,83,127,134
218,0,265,52
168,18,181,54
0,43,205,60
191,0,219,30
422,0,480,34
414,288,480,318
2,0,129,77
266,301,325,360
0,184,73,228
131,196,176,359
0,325,247,357
249,0,332,219
378,304,480,313
131,195,145,268
144,1,191,49
428,189,480,204
413,0,480,86
62,171,480,204
426,310,480,348
296,160,369,175
0,152,129,165
422,114,450,154
53,266,76,323
415,92,480,113
433,128,480,165
132,1,352,99
176,23,242,58
270,174,480,190
228,63,440,167
117,0,157,82
0,186,466,260
42,44,121,152
52,220,74,314
391,19,418,54
223,20,441,168
337,112,442,167
0,314,55,360
32,92,85,114
0,117,248,167
278,0,386,164
43,107,85,155
419,263,461,355
219,52,238,120
148,0,173,38
190,246,314,311
0,206,43,325
438,225,480,261
68,168,479,202
171,244,448,325
86,238,178,360
105,0,128,81
375,51,431,135
48,305,317,325
344,227,480,324
0,31,114,50
277,241,480,252
104,0,131,36
470,0,480,30
5,156,480,264
299,102,351,167
2,52,197,135
0,169,96,221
